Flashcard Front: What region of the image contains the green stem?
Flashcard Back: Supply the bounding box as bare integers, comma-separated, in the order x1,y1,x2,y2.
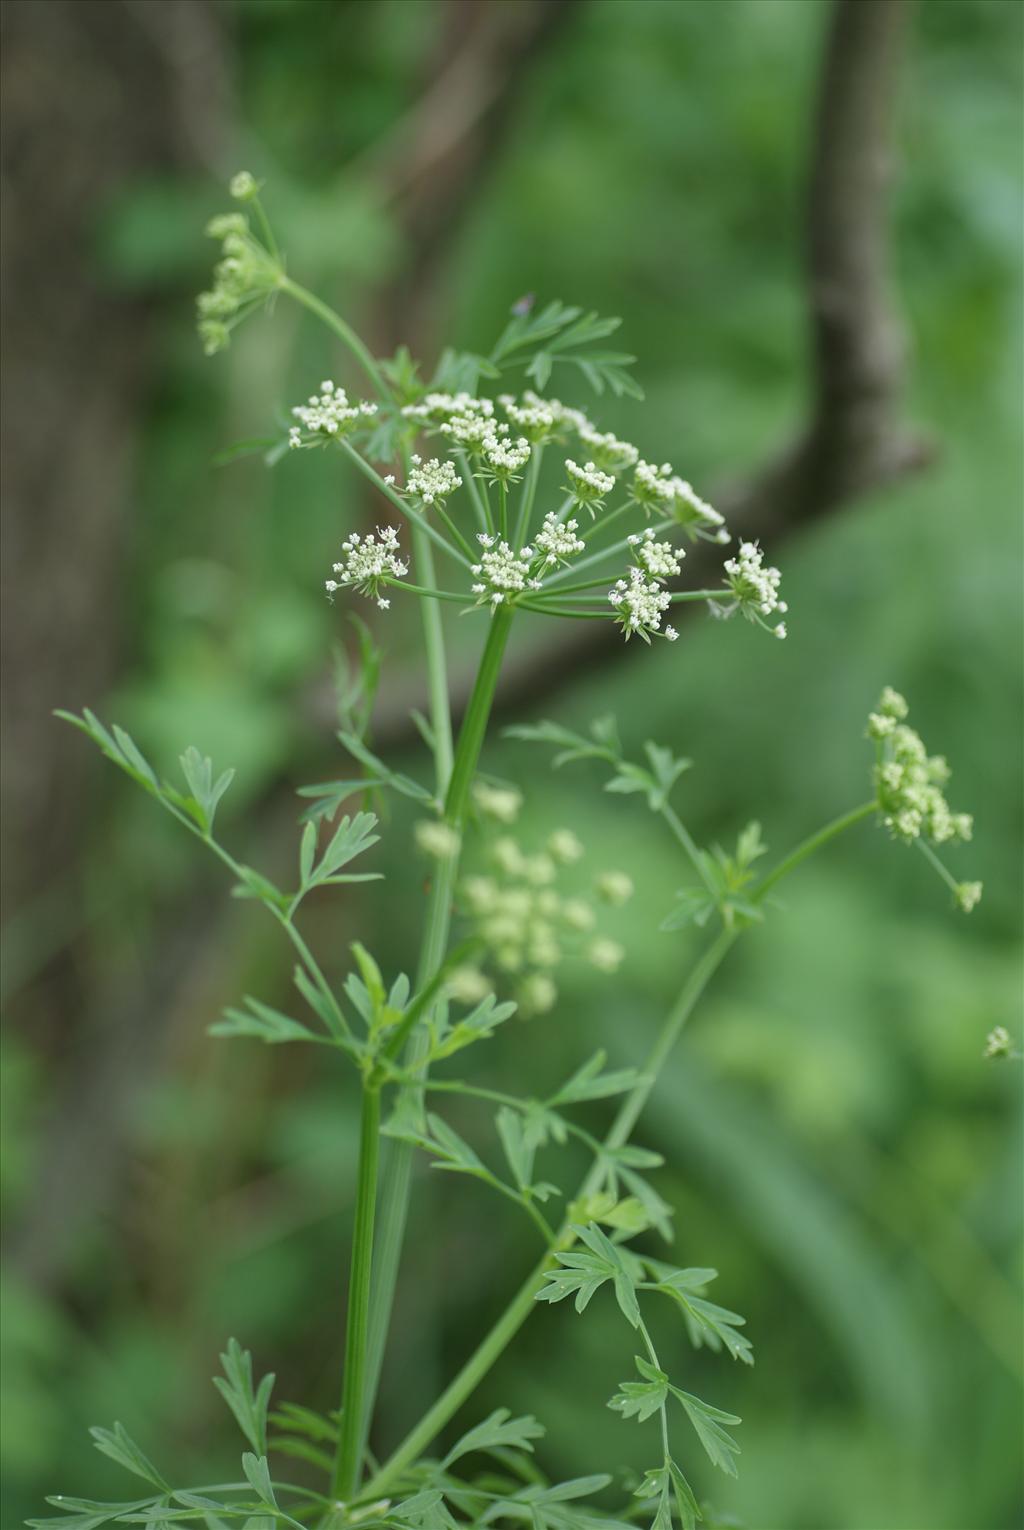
333,1082,381,1500
754,801,877,903
278,276,386,400
357,606,514,1455
458,451,491,535
390,582,469,605
514,445,544,547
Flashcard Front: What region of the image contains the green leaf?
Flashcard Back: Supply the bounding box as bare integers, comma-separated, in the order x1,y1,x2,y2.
667,1457,701,1530
427,993,517,1061
178,746,235,834
506,719,617,771
296,811,381,899
267,1401,339,1444
337,731,435,805
212,1338,274,1454
29,1500,155,1530
496,1106,534,1191
88,1423,169,1491
241,1453,278,1507
210,997,321,1047
442,1407,544,1468
660,889,717,932
670,1390,742,1477
537,1221,641,1326
297,777,386,826
231,866,290,913
608,1356,669,1422
647,1263,753,1365
575,1222,641,1328
549,1051,640,1105
426,1112,485,1174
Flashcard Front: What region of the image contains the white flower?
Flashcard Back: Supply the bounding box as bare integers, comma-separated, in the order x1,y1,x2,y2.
717,540,787,636
956,881,983,913
414,819,461,859
471,536,542,605
446,966,492,1005
518,972,558,1015
588,937,625,973
576,423,639,471
597,870,634,905
562,898,596,931
628,528,683,581
473,782,523,823
983,1024,1011,1058
290,380,377,445
566,458,615,511
326,525,407,609
402,392,494,425
229,170,259,201
630,461,728,542
500,395,559,441
608,566,674,642
534,512,585,568
548,829,584,864
406,454,462,506
439,413,496,451
480,432,531,482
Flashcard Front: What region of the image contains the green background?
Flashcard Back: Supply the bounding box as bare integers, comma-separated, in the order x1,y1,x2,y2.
2,2,1021,1527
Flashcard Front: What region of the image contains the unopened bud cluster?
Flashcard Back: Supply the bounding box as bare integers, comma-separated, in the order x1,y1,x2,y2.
459,819,631,1014
868,688,982,912
869,690,973,846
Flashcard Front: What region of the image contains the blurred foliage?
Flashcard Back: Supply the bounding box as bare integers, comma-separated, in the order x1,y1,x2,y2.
2,2,1021,1528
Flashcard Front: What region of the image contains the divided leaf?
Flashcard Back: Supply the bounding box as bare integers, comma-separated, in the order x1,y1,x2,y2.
670,1390,742,1478
608,1356,669,1422
212,1338,275,1455
88,1423,169,1492
549,1051,641,1106
210,997,321,1047
442,1408,545,1469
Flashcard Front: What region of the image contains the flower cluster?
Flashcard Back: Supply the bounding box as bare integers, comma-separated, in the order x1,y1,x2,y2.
325,526,407,609
470,536,542,606
289,381,377,446
630,461,729,543
459,832,629,1014
566,458,616,512
402,392,494,427
577,424,639,472
480,432,532,484
499,395,561,442
608,567,677,643
718,541,787,638
629,528,684,580
869,690,973,847
197,207,280,356
472,781,524,824
406,455,462,507
535,512,585,568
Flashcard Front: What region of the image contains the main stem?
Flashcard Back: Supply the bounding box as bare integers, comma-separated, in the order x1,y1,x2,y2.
333,1082,381,1501
357,606,515,1461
